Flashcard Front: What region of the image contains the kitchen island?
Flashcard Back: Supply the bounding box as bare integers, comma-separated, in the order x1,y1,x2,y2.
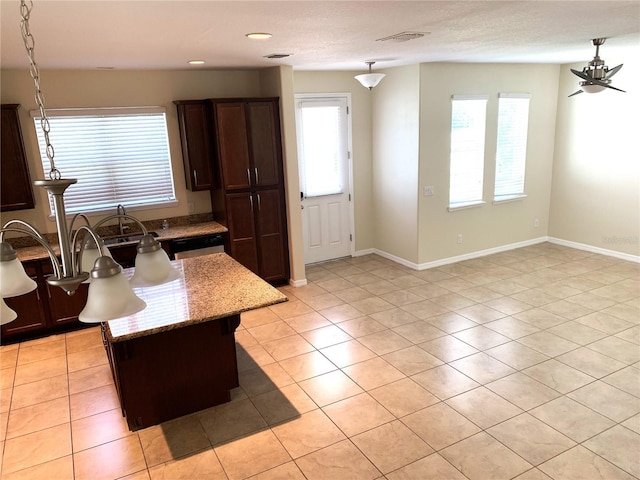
101,253,287,430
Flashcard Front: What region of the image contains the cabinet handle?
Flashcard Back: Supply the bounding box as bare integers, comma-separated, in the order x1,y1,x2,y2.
254,167,259,185
246,169,251,186
249,195,254,212
193,169,198,186
257,193,261,211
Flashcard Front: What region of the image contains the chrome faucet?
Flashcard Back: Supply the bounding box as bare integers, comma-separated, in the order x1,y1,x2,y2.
116,204,130,235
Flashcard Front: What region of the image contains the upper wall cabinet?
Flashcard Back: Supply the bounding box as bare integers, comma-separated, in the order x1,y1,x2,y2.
1,104,35,211
174,100,216,191
212,99,282,191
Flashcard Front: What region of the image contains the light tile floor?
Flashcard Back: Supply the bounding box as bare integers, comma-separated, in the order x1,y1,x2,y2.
1,243,639,479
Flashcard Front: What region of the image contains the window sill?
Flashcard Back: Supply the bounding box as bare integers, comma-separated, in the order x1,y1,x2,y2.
493,194,527,205
448,200,486,212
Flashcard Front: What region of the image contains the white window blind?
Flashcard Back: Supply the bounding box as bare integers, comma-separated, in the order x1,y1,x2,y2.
449,95,488,208
296,98,346,198
32,107,176,215
494,93,531,201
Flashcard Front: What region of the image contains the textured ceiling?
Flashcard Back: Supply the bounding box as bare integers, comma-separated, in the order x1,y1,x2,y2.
1,1,639,71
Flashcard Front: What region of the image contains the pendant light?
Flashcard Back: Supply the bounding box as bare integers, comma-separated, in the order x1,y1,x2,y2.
1,299,17,325
0,0,179,325
0,243,37,298
355,61,385,90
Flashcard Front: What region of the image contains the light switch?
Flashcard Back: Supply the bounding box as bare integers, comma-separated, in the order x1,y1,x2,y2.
424,186,434,196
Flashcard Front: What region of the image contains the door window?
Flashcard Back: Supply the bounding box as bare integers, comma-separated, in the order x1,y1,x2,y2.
296,98,347,198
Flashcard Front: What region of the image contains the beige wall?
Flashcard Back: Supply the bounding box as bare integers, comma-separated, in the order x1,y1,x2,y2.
372,64,421,263
549,57,640,257
4,60,636,279
293,71,375,252
0,69,261,234
417,63,560,264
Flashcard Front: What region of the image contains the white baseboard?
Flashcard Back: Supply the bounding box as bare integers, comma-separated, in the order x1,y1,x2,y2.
297,236,638,287
289,278,308,287
414,237,550,271
368,237,548,271
548,237,640,263
353,248,375,257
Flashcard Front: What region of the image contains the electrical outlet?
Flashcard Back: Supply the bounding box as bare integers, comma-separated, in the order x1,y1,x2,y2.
457,234,463,244
188,202,195,213
424,186,434,196
534,218,539,228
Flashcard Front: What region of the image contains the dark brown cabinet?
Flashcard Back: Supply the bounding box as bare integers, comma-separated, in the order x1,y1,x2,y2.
2,262,47,339
42,261,90,327
224,190,288,283
209,98,289,285
1,259,89,343
214,100,282,190
1,104,35,211
174,100,216,191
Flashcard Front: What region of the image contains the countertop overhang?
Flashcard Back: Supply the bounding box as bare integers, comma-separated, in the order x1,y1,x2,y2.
105,252,287,342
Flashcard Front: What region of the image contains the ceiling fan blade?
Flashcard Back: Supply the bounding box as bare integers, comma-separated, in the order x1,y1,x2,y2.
605,64,623,79
571,69,593,82
603,83,626,93
571,68,589,79
568,90,584,97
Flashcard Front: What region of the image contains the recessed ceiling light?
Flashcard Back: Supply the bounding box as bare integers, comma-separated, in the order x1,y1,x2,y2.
188,60,206,65
246,32,272,40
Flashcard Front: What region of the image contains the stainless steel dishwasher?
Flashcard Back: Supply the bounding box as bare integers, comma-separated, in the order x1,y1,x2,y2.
169,233,226,259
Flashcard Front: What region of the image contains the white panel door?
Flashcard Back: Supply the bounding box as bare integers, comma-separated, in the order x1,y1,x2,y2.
296,96,351,265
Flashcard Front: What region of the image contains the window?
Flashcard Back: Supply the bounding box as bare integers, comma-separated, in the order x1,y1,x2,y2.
295,97,348,198
32,107,176,215
494,93,531,202
449,95,488,209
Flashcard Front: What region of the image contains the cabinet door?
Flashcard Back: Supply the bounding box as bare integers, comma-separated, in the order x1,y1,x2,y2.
107,244,138,269
1,263,47,339
45,277,89,326
225,193,259,274
254,189,289,284
174,101,216,190
215,103,251,190
1,104,35,211
246,101,281,188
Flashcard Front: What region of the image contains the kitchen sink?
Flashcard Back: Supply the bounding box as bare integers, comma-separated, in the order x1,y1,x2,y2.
102,231,159,246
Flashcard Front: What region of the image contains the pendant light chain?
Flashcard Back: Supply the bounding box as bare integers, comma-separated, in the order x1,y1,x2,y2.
19,0,60,180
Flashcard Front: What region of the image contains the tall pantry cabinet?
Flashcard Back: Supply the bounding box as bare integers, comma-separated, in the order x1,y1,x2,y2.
175,97,290,285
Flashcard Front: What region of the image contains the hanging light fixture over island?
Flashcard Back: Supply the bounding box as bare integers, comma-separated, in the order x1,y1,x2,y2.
0,0,179,325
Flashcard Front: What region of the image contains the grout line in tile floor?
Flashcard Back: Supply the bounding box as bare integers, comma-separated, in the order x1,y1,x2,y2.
0,242,638,479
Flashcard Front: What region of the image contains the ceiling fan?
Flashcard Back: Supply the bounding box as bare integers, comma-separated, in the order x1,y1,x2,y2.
569,38,624,97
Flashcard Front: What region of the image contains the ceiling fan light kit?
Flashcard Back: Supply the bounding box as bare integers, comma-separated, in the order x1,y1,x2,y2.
355,61,385,90
569,37,625,97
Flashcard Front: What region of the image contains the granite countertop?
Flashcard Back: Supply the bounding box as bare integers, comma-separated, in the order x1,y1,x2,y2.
15,221,228,262
153,221,228,242
105,253,287,343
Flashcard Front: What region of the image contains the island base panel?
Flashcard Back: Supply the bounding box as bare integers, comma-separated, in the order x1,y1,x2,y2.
108,315,240,430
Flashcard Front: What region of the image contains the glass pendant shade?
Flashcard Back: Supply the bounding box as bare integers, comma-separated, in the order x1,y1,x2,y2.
582,84,606,93
1,298,17,325
78,256,146,323
0,257,37,298
80,242,113,281
355,73,386,90
129,235,180,287
130,248,180,287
